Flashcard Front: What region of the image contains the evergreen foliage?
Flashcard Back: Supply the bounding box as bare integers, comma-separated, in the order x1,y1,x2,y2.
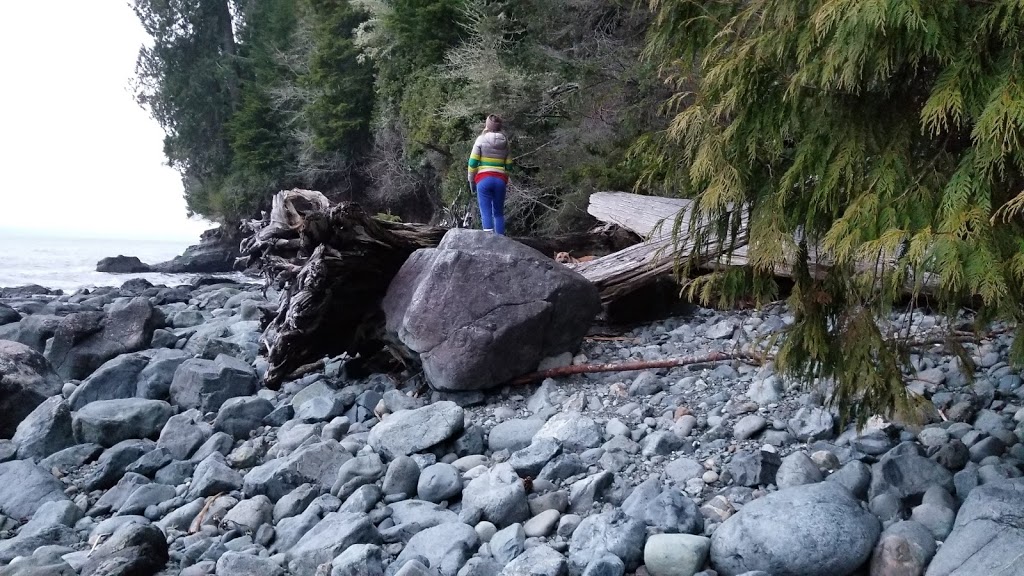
639,0,1024,424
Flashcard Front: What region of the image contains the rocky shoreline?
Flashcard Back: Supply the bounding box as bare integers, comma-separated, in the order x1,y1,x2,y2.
0,274,1022,576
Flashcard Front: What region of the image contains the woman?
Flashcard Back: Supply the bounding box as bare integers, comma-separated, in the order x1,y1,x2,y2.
467,114,510,234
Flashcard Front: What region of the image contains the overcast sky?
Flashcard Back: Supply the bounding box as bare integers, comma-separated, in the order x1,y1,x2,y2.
0,1,213,241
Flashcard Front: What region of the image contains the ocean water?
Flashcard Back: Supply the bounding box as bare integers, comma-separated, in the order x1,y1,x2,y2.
0,231,231,291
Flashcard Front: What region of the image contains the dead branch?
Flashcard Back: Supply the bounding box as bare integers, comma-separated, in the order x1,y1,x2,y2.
508,351,765,386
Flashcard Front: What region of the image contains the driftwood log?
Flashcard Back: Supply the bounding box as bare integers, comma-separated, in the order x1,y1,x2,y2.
243,189,641,387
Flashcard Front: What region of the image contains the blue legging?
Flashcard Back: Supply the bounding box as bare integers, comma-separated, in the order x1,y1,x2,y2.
476,177,507,234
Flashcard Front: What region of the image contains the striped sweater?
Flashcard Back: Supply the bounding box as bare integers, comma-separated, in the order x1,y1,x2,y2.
467,132,510,184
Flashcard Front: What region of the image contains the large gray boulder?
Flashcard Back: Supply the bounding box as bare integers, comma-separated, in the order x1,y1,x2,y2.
96,255,152,273
68,352,150,410
0,459,69,519
169,354,258,413
0,303,19,326
12,314,61,353
45,297,163,381
388,522,479,576
12,396,75,460
383,229,601,391
925,478,1024,575
569,508,647,574
287,512,382,574
0,339,63,438
710,481,880,576
244,440,351,501
368,401,465,460
136,348,188,400
72,398,174,447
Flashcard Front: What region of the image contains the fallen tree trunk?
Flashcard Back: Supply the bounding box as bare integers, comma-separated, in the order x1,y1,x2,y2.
258,202,446,387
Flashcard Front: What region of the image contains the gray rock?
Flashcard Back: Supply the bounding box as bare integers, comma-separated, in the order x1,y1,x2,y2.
509,438,562,478
388,499,460,537
709,481,880,576
67,353,150,410
271,509,320,555
825,460,871,500
932,439,970,471
788,407,835,441
569,471,615,514
296,392,349,423
82,439,154,491
72,398,173,447
775,452,823,489
10,314,61,353
491,523,526,565
925,478,1024,575
0,303,20,326
869,520,936,576
580,554,624,576
640,431,684,457
382,229,601,391
172,310,205,329
90,472,151,515
79,520,168,576
383,455,421,497
0,340,63,438
332,543,383,576
489,419,546,452
190,430,234,462
273,483,319,523
418,463,463,503
340,483,381,514
12,396,75,460
243,440,351,501
524,509,561,537
622,478,701,534
728,449,781,488
215,551,284,576
539,454,588,483
746,377,782,405
46,297,163,381
188,454,243,498
215,396,273,439
459,557,503,576
332,452,386,500
156,411,209,461
644,534,711,576
733,415,767,441
287,512,382,575
850,429,895,456
222,495,273,532
869,450,955,501
534,412,603,453
118,482,176,516
368,401,465,460
135,349,188,400
569,508,646,573
706,320,735,339
388,520,478,576
169,354,258,413
911,502,955,540
463,463,530,527
665,457,705,485
501,545,567,576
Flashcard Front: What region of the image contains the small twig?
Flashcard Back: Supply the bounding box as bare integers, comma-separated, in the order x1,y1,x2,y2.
509,351,764,386
189,493,224,535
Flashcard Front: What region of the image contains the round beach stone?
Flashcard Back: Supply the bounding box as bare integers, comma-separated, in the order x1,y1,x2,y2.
644,533,711,576
710,481,880,576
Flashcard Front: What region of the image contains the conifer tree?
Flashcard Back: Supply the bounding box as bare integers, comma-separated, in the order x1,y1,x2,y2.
639,0,1024,424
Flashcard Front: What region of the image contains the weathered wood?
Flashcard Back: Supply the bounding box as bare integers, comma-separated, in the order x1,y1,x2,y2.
509,351,764,386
